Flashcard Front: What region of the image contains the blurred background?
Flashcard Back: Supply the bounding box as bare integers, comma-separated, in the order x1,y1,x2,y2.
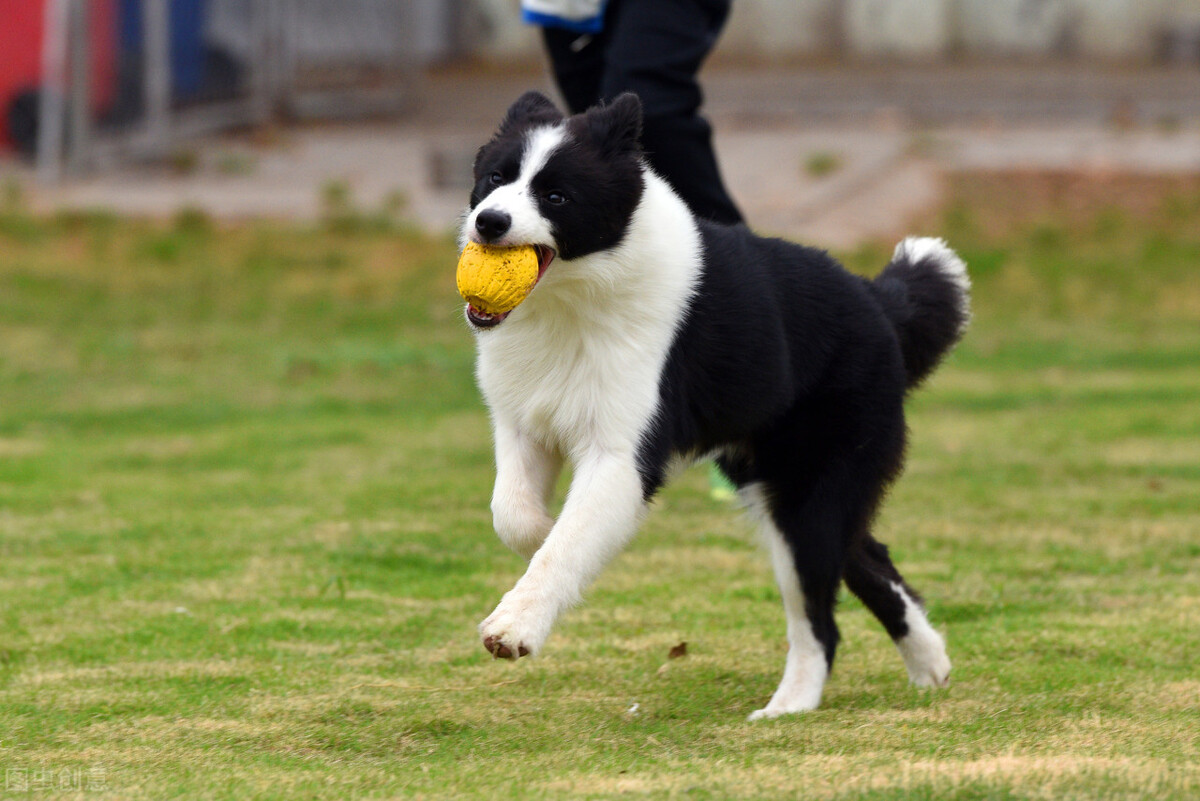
1,0,1199,243
2,7,1199,794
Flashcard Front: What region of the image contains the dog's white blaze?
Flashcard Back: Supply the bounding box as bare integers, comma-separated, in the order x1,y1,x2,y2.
475,166,702,657
520,125,567,186
741,484,829,719
891,580,952,687
466,125,566,250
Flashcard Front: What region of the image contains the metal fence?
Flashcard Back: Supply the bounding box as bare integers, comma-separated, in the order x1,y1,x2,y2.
6,0,454,181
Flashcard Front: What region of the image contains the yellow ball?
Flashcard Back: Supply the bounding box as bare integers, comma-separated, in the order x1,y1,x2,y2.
456,242,540,315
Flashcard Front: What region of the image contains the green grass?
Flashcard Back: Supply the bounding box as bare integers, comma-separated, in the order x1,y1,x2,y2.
1,175,1199,799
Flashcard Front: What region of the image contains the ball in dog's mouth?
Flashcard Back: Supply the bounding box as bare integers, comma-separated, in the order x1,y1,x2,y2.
461,244,555,329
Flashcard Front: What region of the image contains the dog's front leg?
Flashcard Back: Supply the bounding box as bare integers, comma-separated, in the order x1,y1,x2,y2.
480,449,645,659
491,420,562,560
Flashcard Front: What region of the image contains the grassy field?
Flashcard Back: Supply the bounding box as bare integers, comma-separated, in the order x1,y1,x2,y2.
1,173,1198,799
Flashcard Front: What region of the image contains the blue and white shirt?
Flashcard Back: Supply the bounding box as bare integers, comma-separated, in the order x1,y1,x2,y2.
521,0,608,34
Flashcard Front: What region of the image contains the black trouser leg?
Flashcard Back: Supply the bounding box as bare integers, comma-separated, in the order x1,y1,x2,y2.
540,0,743,225
541,25,608,115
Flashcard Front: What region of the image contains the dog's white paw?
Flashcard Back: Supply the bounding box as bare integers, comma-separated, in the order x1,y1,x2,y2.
747,694,821,721
479,590,553,660
898,626,952,688
747,651,827,721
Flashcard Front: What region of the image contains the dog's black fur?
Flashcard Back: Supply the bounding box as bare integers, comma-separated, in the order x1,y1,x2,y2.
637,219,967,657
466,92,968,710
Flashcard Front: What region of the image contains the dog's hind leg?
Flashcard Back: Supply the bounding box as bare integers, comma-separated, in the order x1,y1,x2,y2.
491,420,563,560
743,483,843,720
843,534,951,688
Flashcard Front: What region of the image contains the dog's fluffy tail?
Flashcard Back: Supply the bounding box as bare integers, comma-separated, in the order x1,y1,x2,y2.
870,237,971,391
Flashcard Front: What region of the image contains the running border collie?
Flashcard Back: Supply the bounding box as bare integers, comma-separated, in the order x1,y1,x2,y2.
460,91,968,719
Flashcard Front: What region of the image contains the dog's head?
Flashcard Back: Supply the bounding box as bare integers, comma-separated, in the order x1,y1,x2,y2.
462,91,646,328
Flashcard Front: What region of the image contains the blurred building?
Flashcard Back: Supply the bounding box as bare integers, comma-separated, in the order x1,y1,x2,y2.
0,0,459,167
4,0,1200,176
470,0,1200,63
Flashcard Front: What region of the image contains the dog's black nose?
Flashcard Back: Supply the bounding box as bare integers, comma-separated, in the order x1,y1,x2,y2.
474,209,511,242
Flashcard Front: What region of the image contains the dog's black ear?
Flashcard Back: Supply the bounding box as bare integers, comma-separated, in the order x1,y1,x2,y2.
499,91,563,135
584,92,643,157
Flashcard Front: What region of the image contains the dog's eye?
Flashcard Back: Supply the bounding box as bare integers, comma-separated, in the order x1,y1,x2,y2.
545,191,567,205
488,171,504,186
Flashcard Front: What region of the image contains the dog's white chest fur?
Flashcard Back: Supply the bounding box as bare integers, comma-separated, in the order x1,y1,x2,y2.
477,313,627,452
474,173,701,460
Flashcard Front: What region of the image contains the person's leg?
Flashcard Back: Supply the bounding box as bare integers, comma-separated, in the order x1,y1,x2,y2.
540,2,618,113
600,0,742,224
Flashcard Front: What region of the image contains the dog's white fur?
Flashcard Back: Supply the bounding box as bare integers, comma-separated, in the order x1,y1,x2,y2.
893,237,973,335
467,125,701,660
892,581,953,688
742,483,829,719
464,120,952,717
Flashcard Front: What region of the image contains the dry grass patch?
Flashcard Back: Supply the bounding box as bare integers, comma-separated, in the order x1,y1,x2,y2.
2,185,1198,798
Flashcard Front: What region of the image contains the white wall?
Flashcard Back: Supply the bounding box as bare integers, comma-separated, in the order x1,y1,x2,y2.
957,0,1076,57
721,0,842,58
844,0,953,58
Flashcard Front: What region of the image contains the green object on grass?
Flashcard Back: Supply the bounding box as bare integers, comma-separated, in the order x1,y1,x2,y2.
708,461,737,502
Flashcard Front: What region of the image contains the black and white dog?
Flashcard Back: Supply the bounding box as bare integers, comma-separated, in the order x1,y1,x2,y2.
461,91,968,718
